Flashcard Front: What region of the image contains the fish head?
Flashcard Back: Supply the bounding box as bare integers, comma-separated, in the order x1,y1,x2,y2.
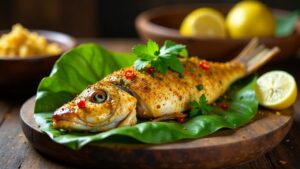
52,82,137,132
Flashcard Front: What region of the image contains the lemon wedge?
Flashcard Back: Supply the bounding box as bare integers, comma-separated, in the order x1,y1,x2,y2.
256,71,297,110
180,8,226,38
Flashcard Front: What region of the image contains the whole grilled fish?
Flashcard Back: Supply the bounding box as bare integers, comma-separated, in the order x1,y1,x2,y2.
53,39,279,132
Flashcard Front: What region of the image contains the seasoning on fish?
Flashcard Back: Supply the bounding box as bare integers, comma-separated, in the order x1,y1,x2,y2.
198,60,210,71
76,99,86,109
124,69,135,79
52,38,279,132
196,84,203,91
147,67,155,74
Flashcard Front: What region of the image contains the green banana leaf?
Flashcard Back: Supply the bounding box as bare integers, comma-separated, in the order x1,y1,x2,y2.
34,43,258,150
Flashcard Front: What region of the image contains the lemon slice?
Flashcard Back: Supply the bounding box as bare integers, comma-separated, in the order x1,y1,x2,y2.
256,71,297,110
180,8,226,37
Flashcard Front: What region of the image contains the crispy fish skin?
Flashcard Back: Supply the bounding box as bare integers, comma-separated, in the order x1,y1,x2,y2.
52,38,280,132
53,57,246,131
103,57,246,119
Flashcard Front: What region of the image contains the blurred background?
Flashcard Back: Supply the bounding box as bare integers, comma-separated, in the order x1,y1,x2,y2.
0,0,299,38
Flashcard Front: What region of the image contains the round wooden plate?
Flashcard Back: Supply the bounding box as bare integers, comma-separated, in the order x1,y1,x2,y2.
21,96,293,169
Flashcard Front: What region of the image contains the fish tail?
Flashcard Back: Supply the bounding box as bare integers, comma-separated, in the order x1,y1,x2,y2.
234,38,280,74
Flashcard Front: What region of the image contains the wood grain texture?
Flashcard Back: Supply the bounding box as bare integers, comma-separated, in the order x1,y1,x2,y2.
0,97,70,169
0,39,300,169
20,96,293,169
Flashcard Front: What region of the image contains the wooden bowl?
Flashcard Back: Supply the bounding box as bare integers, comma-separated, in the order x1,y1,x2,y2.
0,30,76,93
135,4,300,61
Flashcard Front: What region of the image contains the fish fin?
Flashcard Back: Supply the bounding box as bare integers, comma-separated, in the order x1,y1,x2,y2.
234,38,280,74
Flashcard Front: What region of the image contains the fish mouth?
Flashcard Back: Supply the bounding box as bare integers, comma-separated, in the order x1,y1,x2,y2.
52,110,127,132
52,108,136,132
52,106,104,131
52,112,99,131
53,117,124,132
53,119,95,131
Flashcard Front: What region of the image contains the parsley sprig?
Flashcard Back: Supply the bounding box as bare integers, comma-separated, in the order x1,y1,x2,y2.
190,94,212,117
132,40,188,74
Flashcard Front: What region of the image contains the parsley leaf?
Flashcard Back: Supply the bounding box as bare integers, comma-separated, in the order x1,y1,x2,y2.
133,59,149,70
151,58,168,74
189,94,212,117
160,40,188,58
132,40,188,74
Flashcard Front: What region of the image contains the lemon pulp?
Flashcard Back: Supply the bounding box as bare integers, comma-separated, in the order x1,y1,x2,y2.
256,71,297,110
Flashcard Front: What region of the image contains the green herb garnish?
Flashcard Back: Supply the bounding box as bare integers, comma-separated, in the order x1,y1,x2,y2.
196,84,203,91
190,67,196,73
132,40,188,74
190,94,212,117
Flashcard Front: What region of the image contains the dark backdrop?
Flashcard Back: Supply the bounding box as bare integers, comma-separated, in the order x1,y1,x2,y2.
0,0,299,37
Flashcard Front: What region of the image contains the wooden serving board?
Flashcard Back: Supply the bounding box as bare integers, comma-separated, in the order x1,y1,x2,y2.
20,96,293,169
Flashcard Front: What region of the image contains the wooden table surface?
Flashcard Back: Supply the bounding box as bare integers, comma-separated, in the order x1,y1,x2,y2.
0,38,300,169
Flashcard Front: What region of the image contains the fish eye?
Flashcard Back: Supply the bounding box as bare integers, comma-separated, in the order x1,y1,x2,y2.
90,90,107,103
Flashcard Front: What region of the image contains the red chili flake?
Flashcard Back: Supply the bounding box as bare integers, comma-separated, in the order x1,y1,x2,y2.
177,117,186,123
198,60,210,71
147,67,155,74
124,69,135,79
76,99,86,109
219,102,228,110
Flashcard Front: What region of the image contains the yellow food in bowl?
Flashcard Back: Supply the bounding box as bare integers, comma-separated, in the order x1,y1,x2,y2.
0,24,62,58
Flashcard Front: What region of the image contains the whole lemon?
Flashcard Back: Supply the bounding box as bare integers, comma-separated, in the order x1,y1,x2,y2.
226,0,275,38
